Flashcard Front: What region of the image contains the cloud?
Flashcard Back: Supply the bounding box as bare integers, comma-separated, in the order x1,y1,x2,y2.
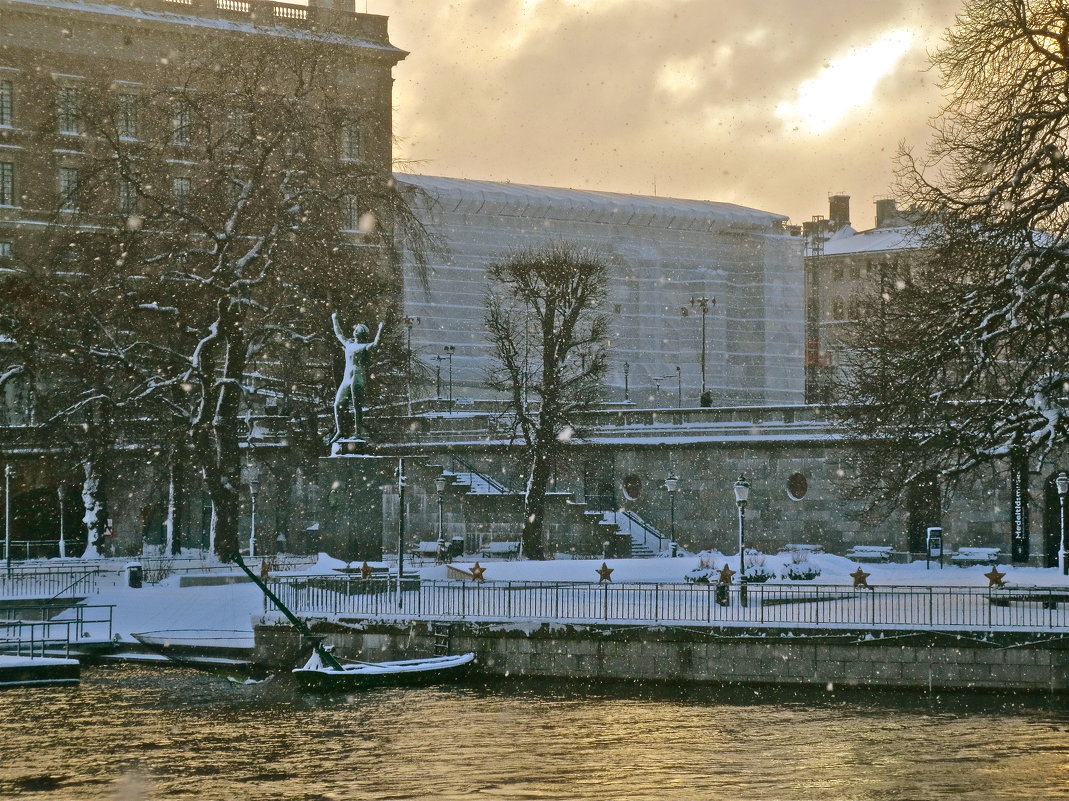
370,0,962,225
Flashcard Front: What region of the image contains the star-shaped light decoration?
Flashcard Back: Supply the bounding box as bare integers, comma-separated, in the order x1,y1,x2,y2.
850,567,871,588
717,564,737,584
596,562,614,583
360,561,374,580
469,562,486,582
984,566,1006,588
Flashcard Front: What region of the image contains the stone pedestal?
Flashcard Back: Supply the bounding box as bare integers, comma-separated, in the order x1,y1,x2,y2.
314,452,394,562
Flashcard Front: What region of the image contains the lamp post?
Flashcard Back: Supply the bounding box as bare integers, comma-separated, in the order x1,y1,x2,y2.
432,354,445,399
1057,472,1069,574
396,458,406,609
733,474,749,606
689,295,714,397
403,315,420,417
623,361,630,402
57,483,67,559
4,464,11,575
676,365,682,408
249,477,260,558
664,473,679,557
443,345,456,413
435,473,447,563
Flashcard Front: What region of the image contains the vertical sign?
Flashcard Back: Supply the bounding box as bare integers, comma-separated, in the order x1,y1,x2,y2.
1010,454,1029,563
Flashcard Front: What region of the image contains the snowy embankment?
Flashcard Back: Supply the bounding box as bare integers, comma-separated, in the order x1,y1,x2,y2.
46,550,1069,643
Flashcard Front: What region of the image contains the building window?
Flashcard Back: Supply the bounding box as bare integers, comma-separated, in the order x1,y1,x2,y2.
0,241,11,258
171,99,192,145
850,262,860,280
341,193,359,230
832,263,843,281
118,94,138,139
831,297,844,319
59,166,80,211
119,177,138,215
172,176,191,210
0,80,12,127
340,120,361,161
787,472,808,501
57,87,81,134
0,162,13,206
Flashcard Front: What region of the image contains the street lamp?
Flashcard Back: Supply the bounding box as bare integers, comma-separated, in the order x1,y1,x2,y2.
687,295,715,397
676,365,682,408
4,464,11,576
733,474,750,606
1057,472,1069,574
435,473,448,563
432,354,445,399
664,473,679,557
443,345,456,413
623,361,630,402
402,315,420,417
57,483,67,559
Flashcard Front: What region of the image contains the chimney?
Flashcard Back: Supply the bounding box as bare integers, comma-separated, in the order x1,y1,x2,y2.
875,197,898,228
828,194,850,229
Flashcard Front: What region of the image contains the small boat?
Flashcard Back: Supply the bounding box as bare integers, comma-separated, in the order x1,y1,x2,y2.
130,629,256,670
292,649,476,691
224,552,475,691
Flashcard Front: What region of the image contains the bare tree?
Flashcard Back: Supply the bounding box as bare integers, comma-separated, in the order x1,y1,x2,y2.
838,0,1069,520
484,243,609,559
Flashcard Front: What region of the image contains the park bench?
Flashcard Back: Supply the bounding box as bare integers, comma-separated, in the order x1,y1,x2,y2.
782,543,824,555
480,541,520,559
410,541,443,559
844,545,894,563
950,547,1001,566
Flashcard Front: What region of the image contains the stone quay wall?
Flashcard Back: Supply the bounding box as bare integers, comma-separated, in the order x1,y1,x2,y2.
254,619,1069,693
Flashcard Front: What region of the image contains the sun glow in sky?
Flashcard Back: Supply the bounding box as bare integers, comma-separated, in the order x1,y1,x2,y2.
775,28,917,134
369,1,961,226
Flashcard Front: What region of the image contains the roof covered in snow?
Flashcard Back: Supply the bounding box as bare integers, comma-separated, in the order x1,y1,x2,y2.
395,174,789,233
820,225,925,256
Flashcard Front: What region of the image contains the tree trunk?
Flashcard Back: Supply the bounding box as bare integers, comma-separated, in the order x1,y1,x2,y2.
522,444,554,560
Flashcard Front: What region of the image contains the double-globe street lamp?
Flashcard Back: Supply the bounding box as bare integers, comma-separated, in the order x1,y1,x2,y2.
435,473,448,563
1057,471,1069,575
664,474,679,557
733,474,750,607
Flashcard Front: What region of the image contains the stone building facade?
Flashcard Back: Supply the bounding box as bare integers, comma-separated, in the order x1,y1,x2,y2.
396,174,805,408
0,0,404,554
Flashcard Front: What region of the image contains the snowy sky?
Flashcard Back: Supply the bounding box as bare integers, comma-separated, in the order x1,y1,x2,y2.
366,0,963,228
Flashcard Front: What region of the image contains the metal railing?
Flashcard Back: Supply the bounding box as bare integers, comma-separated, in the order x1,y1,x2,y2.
266,578,1069,634
447,456,515,495
0,566,100,598
0,603,115,656
617,510,668,553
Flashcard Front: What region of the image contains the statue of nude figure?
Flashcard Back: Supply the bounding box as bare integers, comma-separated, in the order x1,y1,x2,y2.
332,312,384,442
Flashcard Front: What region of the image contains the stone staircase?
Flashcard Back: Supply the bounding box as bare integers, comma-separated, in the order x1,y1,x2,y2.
439,462,668,557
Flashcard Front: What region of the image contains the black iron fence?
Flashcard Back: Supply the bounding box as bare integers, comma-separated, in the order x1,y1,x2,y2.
0,603,115,656
267,577,1069,633
0,566,100,598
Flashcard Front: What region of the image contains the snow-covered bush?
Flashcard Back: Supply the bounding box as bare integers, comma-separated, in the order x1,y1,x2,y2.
742,550,775,583
781,550,822,581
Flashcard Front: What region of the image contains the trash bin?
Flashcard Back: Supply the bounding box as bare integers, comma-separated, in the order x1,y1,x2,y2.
126,562,143,588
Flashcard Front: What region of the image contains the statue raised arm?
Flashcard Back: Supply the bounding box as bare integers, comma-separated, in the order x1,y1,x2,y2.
331,313,384,442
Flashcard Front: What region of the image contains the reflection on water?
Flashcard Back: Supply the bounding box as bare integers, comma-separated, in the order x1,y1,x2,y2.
0,665,1066,800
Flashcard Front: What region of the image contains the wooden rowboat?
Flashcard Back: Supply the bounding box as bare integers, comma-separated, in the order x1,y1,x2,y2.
292,650,476,691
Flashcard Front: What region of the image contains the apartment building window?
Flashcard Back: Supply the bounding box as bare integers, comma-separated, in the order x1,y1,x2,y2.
340,120,361,161
171,99,192,145
0,80,12,127
0,162,13,206
59,166,80,211
119,178,138,215
57,87,81,134
172,176,191,210
341,193,360,230
0,241,11,258
118,94,138,139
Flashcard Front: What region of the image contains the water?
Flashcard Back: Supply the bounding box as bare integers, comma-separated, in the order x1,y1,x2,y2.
0,665,1066,801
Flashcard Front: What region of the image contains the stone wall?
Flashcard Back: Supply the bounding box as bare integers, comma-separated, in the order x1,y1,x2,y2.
255,619,1069,693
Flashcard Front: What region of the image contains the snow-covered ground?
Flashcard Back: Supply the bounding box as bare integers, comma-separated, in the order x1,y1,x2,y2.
10,549,1069,645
